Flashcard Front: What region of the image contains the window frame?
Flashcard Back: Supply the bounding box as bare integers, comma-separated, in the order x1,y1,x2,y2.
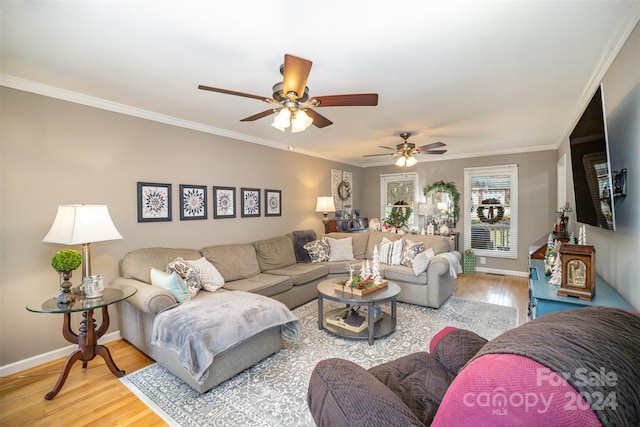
379,172,420,228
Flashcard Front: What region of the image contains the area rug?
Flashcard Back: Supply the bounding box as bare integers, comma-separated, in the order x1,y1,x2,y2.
121,297,518,426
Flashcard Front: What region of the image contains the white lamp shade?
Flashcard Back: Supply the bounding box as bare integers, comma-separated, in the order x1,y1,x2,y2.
291,109,313,133
315,196,336,213
43,204,123,244
395,156,407,167
405,156,418,167
271,108,291,131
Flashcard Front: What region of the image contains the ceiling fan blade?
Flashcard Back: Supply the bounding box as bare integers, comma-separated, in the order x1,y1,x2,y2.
378,146,396,150
312,93,379,107
283,54,312,99
240,109,276,122
306,108,333,128
417,142,446,151
198,85,268,101
423,150,448,155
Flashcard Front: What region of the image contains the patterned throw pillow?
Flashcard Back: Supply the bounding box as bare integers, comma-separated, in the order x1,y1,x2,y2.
304,238,330,263
412,247,436,275
150,268,191,303
379,237,405,265
326,237,355,262
167,257,201,297
401,239,424,267
185,257,225,292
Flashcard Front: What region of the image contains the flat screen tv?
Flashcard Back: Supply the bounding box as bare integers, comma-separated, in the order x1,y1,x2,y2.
569,84,615,230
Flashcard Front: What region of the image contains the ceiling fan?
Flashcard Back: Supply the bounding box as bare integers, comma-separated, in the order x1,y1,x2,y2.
363,132,447,167
198,54,378,132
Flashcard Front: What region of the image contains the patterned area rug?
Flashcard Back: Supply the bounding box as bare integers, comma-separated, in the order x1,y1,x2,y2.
121,297,518,426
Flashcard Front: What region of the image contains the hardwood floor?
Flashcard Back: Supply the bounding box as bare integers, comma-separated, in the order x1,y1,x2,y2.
1,273,529,426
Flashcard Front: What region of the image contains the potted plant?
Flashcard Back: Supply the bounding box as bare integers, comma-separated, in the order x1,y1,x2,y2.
383,201,412,232
51,249,82,304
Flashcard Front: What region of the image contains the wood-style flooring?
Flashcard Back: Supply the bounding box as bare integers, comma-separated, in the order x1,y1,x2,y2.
1,272,529,426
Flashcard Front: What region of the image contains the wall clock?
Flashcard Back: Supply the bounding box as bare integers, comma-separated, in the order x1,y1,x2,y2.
557,243,596,301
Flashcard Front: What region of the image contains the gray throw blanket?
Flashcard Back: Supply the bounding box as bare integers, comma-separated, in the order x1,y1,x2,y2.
151,291,300,385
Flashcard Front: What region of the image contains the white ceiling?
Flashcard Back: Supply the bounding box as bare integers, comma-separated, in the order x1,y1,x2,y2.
2,1,639,167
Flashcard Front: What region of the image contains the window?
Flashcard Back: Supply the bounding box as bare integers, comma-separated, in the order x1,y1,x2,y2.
464,165,518,259
380,173,419,228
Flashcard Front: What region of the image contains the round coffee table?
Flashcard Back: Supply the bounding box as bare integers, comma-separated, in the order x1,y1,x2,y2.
317,279,400,345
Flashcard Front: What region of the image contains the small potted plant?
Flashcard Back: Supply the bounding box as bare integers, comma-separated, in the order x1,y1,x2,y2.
51,249,82,304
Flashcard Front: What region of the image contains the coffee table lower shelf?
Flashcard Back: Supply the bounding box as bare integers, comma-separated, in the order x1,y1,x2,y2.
322,307,396,341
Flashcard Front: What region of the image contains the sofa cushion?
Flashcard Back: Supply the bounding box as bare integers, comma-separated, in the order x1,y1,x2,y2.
412,248,435,276
289,230,317,263
325,232,369,259
326,236,355,262
121,247,203,284
265,263,329,286
365,232,451,259
431,328,488,375
304,238,330,263
400,239,424,267
150,268,192,303
201,244,261,282
222,273,293,297
379,237,404,265
253,235,297,271
186,257,225,292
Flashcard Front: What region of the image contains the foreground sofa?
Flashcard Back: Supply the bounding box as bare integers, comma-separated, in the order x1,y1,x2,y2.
113,230,459,392
307,306,640,427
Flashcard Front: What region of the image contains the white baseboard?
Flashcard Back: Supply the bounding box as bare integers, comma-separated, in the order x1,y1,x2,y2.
0,331,122,377
474,267,529,277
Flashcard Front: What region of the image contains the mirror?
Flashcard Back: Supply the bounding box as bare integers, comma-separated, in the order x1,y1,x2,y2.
424,180,460,228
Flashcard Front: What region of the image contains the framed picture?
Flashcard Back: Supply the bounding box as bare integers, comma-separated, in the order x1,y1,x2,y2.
241,188,261,217
213,186,236,219
179,184,207,220
137,182,172,222
264,189,282,217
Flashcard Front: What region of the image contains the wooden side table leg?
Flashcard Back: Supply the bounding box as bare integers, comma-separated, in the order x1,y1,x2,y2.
95,345,125,377
45,349,82,400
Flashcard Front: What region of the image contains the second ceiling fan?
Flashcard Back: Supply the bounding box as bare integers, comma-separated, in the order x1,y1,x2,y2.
364,132,447,167
198,54,378,132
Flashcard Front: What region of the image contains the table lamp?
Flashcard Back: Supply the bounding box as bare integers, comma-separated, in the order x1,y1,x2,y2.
43,204,123,293
315,196,336,225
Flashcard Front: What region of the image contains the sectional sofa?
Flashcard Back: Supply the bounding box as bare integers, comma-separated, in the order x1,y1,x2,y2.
112,230,460,392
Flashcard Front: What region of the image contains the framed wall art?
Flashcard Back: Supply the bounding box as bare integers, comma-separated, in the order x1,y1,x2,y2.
137,182,172,222
264,189,282,217
213,186,236,219
179,184,207,220
241,188,261,217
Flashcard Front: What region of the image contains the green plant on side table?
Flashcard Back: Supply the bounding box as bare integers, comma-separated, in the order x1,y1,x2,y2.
51,249,82,305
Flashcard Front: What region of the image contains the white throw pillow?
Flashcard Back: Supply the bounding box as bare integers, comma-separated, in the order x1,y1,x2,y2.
186,257,225,292
150,268,192,303
412,248,436,275
326,237,355,262
379,237,405,265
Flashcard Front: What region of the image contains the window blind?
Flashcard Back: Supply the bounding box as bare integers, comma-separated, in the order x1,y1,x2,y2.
464,165,518,259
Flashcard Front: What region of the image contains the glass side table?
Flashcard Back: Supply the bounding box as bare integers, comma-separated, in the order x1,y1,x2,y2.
26,286,136,400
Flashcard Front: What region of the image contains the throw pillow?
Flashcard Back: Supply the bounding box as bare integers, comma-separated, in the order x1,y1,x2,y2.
167,257,201,297
412,247,435,275
304,238,330,263
185,257,225,292
149,268,191,303
400,239,424,267
379,237,404,265
327,237,355,262
292,230,317,263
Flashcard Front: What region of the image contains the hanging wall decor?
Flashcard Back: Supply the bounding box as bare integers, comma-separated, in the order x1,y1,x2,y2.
179,184,207,220
137,182,172,222
213,186,236,219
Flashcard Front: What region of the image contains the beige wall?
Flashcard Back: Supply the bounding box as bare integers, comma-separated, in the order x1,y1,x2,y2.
559,21,640,309
362,151,558,275
0,87,362,366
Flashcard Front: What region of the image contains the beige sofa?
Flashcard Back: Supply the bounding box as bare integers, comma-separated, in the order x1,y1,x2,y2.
113,230,459,393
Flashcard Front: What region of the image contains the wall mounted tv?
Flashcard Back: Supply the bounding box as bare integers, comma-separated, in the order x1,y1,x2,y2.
569,84,615,230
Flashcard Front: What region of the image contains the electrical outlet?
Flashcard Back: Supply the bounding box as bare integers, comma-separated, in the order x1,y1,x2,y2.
480,257,486,265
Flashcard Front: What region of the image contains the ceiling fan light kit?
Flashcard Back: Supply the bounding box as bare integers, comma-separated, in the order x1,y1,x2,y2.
199,53,378,133
364,132,447,167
